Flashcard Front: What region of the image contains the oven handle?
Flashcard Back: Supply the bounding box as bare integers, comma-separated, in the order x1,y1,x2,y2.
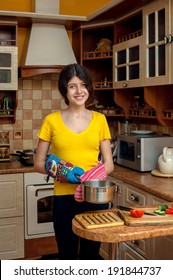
35,187,54,197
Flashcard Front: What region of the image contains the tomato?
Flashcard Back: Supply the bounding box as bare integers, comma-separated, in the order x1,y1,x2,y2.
165,208,173,214
130,209,144,218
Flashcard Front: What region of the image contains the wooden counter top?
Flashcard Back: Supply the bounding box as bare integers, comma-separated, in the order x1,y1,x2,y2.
0,162,173,202
0,160,35,174
72,211,173,243
110,164,173,202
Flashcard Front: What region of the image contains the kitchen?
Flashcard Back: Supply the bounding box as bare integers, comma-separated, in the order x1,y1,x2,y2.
1,0,173,260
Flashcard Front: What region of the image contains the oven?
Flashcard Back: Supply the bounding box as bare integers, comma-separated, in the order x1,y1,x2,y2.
24,172,55,239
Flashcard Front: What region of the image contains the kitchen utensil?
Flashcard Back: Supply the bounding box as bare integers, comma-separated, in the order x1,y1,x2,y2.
75,210,124,229
82,180,116,204
117,205,156,216
131,130,154,134
10,149,37,166
118,119,137,135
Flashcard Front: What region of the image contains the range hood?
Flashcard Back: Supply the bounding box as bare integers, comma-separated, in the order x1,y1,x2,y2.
19,0,77,77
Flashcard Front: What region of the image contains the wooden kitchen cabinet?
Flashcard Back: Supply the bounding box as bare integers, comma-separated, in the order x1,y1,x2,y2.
143,0,173,86
117,181,173,260
72,23,124,117
112,0,173,125
113,11,143,89
113,36,143,89
0,173,24,259
0,21,18,124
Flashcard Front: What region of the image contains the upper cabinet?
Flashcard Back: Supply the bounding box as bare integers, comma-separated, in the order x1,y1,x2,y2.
0,21,18,90
113,36,143,88
0,21,18,124
72,23,124,117
143,0,172,86
113,12,143,89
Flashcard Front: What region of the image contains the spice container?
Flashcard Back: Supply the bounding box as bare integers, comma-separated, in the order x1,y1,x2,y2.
0,147,9,159
0,131,10,161
0,131,9,144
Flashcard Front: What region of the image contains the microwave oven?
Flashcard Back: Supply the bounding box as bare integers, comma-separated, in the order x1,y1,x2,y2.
117,134,173,172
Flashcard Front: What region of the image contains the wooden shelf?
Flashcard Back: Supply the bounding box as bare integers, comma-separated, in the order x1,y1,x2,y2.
19,65,64,78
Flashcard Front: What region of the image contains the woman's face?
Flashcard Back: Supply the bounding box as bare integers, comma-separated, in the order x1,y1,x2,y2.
66,76,89,106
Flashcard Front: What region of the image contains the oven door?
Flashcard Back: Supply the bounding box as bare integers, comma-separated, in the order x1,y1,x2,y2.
25,183,55,239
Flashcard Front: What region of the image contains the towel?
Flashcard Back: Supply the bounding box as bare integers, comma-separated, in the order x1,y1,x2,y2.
74,162,107,202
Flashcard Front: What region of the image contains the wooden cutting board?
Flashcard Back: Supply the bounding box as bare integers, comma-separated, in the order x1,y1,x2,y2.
75,210,124,229
118,207,173,226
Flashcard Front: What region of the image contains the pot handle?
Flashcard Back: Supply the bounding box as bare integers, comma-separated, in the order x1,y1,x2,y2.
16,150,24,155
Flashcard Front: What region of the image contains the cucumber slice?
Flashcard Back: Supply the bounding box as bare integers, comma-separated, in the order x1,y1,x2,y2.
154,209,166,215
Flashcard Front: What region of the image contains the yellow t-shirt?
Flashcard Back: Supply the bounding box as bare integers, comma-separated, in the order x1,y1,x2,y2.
37,110,111,195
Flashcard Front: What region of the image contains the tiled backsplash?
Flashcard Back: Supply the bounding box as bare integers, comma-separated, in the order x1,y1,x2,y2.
0,73,66,151
1,72,173,152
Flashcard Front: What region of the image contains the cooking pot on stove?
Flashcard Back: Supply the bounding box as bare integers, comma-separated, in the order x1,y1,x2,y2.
82,180,116,204
10,149,37,166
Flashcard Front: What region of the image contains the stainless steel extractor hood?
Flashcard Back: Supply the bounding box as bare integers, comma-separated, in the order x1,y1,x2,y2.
19,0,77,77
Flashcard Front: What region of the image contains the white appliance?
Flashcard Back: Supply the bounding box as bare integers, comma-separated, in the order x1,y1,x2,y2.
24,172,55,239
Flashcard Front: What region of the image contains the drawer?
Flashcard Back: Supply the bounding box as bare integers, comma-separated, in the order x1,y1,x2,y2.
124,183,149,207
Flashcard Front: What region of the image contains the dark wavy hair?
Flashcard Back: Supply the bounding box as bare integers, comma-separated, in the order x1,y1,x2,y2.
58,63,93,105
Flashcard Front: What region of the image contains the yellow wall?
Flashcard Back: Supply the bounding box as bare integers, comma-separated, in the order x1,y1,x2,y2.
0,0,111,16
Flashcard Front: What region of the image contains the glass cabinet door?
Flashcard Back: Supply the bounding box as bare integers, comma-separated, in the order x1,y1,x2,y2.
143,0,170,85
0,46,18,90
113,36,142,88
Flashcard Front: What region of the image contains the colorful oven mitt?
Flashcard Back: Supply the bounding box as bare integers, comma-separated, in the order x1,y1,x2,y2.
45,154,84,184
74,162,107,202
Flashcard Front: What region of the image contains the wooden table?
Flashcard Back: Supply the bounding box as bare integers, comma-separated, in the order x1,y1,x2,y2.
72,210,173,259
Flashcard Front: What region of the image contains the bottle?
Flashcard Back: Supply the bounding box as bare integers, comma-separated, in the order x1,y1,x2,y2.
133,95,140,109
103,77,108,88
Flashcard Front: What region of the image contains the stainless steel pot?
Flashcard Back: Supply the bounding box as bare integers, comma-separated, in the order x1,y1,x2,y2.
82,180,116,204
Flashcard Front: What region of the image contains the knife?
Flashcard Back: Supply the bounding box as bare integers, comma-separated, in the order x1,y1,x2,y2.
117,205,157,216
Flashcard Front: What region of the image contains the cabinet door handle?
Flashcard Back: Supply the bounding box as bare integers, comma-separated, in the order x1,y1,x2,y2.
164,36,169,44
168,34,173,43
130,193,139,202
132,240,140,246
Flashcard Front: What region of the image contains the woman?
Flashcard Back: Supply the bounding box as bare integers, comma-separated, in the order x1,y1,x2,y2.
34,63,114,260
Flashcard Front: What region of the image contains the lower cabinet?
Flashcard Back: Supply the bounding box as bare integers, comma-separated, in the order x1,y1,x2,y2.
119,182,173,260
0,216,24,259
100,178,173,260
119,243,146,260
0,173,24,259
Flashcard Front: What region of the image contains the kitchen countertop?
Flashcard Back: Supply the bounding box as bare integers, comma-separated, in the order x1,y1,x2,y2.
0,161,173,202
110,164,173,202
72,210,173,243
0,160,35,174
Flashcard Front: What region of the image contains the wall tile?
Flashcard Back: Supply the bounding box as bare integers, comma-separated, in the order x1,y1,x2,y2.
11,73,173,152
